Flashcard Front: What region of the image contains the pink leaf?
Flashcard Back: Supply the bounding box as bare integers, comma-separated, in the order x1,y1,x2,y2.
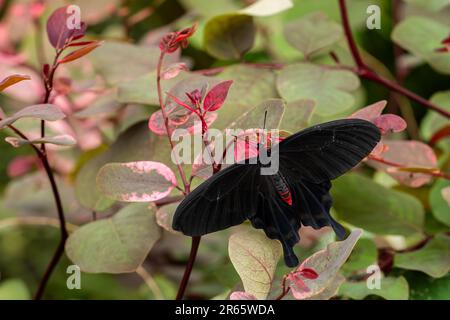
166,92,197,113
368,140,438,187
7,155,38,177
161,63,188,80
97,161,177,202
287,273,311,299
373,114,407,134
230,292,257,300
203,80,233,112
349,100,387,122
47,6,86,49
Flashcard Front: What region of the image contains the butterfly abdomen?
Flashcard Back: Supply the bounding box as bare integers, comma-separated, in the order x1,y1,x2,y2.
270,173,292,206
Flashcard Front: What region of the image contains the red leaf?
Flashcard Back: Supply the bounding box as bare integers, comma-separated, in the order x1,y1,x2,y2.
58,41,101,64
203,80,233,112
298,267,319,280
287,273,310,297
47,6,86,49
166,92,197,113
373,114,407,134
0,74,30,92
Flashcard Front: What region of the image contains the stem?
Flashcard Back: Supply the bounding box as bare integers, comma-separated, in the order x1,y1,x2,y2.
176,235,201,300
156,51,190,193
136,265,164,300
337,0,450,120
275,275,289,300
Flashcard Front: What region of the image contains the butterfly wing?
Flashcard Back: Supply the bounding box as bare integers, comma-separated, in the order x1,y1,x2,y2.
276,119,381,183
172,163,261,236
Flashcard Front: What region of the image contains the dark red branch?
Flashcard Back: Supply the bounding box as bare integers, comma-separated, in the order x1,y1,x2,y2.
176,236,201,300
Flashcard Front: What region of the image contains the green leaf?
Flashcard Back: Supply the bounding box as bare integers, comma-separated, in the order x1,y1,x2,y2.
339,276,409,300
284,12,342,59
75,121,164,211
89,42,177,85
97,161,177,202
279,99,315,132
66,203,161,273
228,228,281,300
342,238,378,273
214,65,278,128
0,104,65,129
229,98,285,130
404,0,450,11
239,0,293,16
392,16,450,74
276,63,360,116
290,229,362,300
430,179,450,227
204,14,256,60
5,135,76,148
332,173,424,236
421,90,450,151
407,272,450,299
0,279,30,300
394,234,450,278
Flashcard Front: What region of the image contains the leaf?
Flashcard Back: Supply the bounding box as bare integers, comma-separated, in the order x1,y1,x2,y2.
367,140,438,188
155,201,182,234
349,100,387,121
332,173,424,236
5,135,76,148
289,229,362,300
0,279,30,300
58,41,102,64
421,90,450,151
89,42,176,85
394,234,450,278
229,292,257,300
430,180,450,227
46,6,86,49
276,63,360,116
339,276,409,300
373,114,407,134
0,74,30,92
283,12,343,58
97,161,177,202
204,14,256,60
404,0,450,12
203,80,233,111
407,272,450,299
342,238,378,273
228,229,282,300
239,0,293,16
279,99,315,132
0,104,65,129
392,16,450,74
228,98,285,130
66,203,161,273
161,63,188,80
75,121,163,211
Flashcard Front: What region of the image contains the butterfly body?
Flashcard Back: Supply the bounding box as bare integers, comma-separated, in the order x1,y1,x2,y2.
173,119,381,267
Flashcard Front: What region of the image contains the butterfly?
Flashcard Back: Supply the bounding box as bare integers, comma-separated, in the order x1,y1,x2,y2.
172,119,381,267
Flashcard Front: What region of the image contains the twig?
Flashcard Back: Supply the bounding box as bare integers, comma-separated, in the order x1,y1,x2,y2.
136,265,164,300
156,51,190,194
275,275,289,300
337,0,450,119
175,235,201,300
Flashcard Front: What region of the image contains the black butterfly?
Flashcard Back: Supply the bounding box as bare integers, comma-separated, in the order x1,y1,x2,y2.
172,119,381,267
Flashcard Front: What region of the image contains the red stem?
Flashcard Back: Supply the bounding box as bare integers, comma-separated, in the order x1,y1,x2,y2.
337,0,450,120
175,235,201,300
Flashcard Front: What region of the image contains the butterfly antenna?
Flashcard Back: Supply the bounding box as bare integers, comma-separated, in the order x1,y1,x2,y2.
263,110,268,130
